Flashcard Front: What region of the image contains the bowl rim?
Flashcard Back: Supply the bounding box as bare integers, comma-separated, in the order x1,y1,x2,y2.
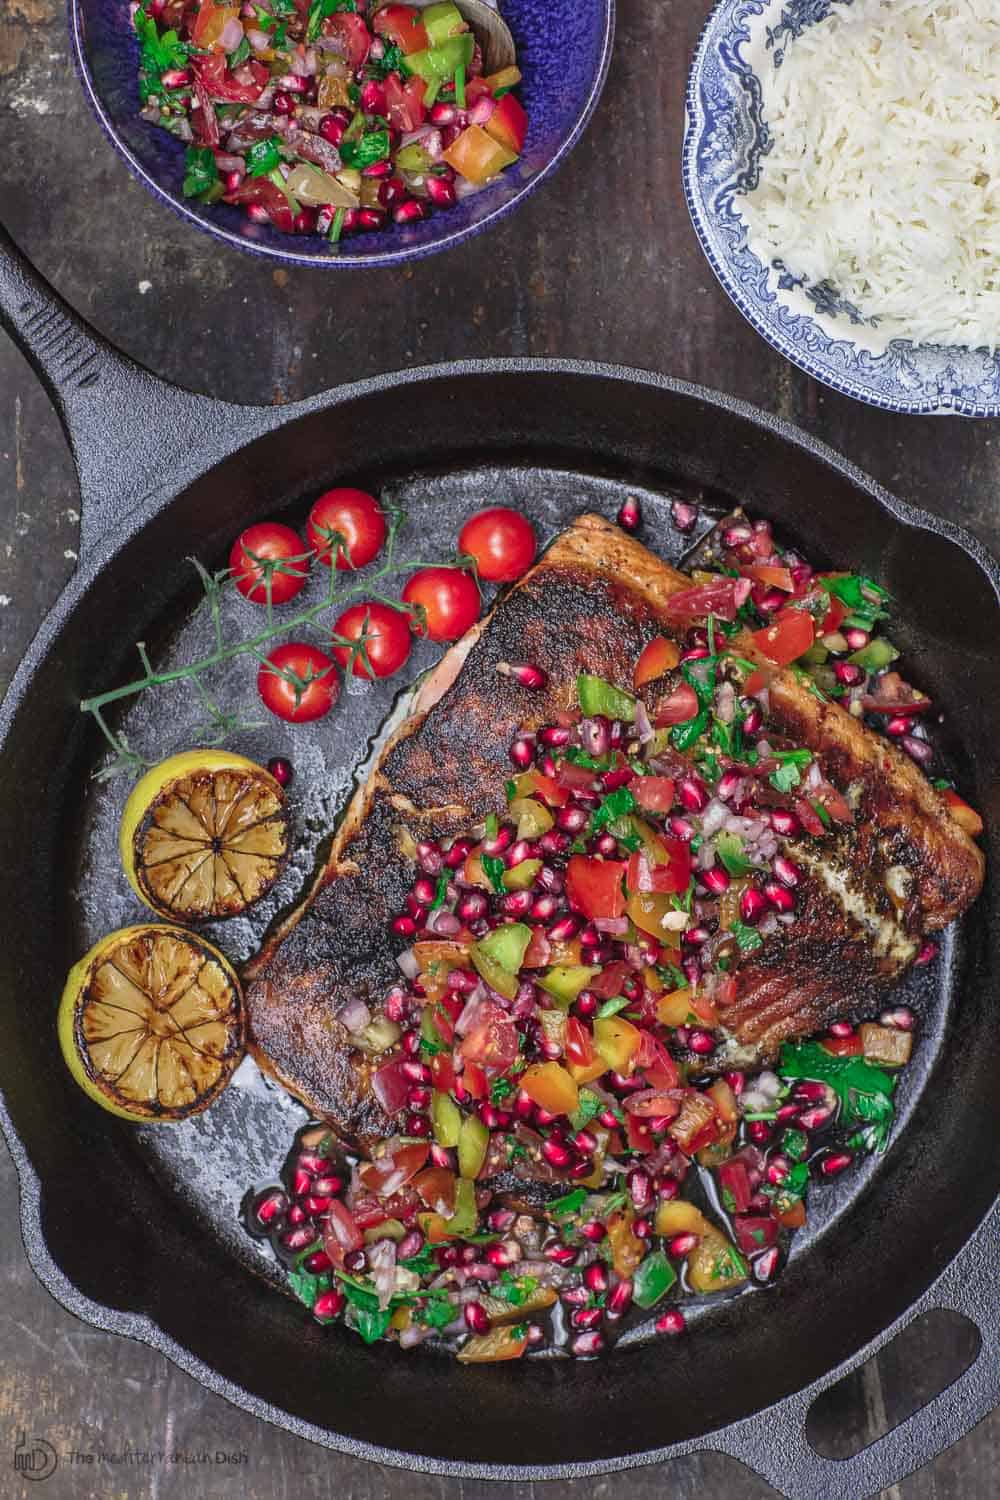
682,0,1000,418
68,0,616,268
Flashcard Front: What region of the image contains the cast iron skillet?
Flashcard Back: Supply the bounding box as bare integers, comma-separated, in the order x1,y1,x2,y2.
0,224,998,1499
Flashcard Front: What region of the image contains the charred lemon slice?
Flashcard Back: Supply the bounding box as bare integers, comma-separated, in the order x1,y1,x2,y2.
58,924,244,1121
120,750,290,922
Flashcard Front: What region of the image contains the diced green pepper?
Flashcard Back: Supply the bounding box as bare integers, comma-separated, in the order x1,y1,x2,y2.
422,1,464,48
849,637,899,672
431,1089,462,1148
448,1175,479,1235
503,858,542,891
421,1004,446,1049
538,965,600,1006
394,142,434,173
473,923,532,973
458,1117,489,1180
577,673,637,723
632,1249,677,1309
404,32,474,84
470,949,518,1000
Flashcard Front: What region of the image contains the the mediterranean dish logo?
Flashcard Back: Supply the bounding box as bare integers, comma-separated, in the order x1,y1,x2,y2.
13,1432,57,1483
12,1432,248,1483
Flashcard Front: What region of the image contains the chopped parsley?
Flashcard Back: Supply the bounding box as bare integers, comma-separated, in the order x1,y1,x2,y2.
481,853,506,895
730,919,764,954
428,871,450,913
822,574,892,632
549,1186,588,1218
779,1040,897,1153
246,135,284,178
596,995,631,1019
592,786,636,831
490,1076,515,1104
769,749,812,793
569,1089,603,1132
340,128,391,168
181,145,219,199
307,0,357,43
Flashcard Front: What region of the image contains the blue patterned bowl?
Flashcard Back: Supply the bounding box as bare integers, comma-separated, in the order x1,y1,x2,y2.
684,0,1000,416
69,0,614,266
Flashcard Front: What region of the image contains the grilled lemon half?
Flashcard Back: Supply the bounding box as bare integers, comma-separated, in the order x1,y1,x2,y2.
120,750,290,923
58,924,245,1121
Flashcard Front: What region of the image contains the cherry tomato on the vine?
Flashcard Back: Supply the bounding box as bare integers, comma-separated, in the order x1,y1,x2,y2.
229,522,309,605
257,642,339,723
332,602,413,680
401,567,481,643
307,488,387,571
458,506,537,583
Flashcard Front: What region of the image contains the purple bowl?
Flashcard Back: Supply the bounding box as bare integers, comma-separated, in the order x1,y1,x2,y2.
68,0,614,266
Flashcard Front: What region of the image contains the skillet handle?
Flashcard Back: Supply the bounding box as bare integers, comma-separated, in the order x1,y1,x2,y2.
706,1202,1000,1500
0,223,274,562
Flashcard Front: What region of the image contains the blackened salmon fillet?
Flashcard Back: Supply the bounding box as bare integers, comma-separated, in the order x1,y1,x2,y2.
243,514,984,1137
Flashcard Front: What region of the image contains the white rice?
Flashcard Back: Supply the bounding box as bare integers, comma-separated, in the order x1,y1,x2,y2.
738,0,1000,349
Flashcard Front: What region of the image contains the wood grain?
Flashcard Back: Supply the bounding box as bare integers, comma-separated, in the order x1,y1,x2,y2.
0,1,998,1496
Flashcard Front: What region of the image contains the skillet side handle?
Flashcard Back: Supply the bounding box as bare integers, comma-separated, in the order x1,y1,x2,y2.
705,1203,1000,1500
0,224,270,561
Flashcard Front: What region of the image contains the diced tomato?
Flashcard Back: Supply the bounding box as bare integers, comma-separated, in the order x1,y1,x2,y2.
429,992,465,1044
525,771,569,807
192,81,220,147
192,54,268,102
634,635,681,689
822,1033,864,1057
634,1031,680,1089
412,1166,457,1217
625,1111,655,1152
667,1090,719,1153
565,855,627,919
371,1056,412,1114
464,78,492,105
554,758,599,792
322,1200,363,1267
588,961,631,1000
442,124,517,184
359,1141,429,1195
752,608,815,666
794,797,828,837
744,668,770,696
743,563,794,592
627,840,691,896
384,70,426,133
812,780,854,825
371,3,428,53
460,1003,518,1072
778,1200,807,1230
664,579,748,623
718,1158,753,1214
820,595,847,635
191,0,241,49
429,1051,456,1092
459,1060,488,1099
654,681,700,726
623,1087,682,1118
522,925,552,969
942,788,983,837
484,92,527,155
565,1016,596,1069
632,776,675,813
734,1214,779,1255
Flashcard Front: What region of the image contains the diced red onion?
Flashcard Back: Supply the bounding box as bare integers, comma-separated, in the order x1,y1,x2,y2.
634,698,654,744
219,17,244,50
455,994,484,1037
248,28,270,49
594,916,629,935
426,908,461,937
701,800,729,838
715,680,735,724
368,1238,397,1309
338,998,372,1034
396,947,420,980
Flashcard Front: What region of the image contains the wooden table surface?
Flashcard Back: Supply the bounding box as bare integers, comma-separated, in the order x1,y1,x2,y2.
1,1,997,1496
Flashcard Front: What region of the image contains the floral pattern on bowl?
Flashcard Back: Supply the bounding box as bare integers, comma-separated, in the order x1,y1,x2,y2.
683,0,1000,416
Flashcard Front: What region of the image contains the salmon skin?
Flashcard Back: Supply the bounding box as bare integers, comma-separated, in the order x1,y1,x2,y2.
243,514,984,1139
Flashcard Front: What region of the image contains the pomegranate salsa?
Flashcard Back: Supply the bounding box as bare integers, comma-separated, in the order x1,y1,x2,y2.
132,0,528,241
245,508,982,1360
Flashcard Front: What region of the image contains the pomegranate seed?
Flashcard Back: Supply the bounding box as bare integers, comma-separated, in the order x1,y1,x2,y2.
542,1139,573,1169
775,1103,800,1126
606,1279,634,1318
715,768,742,803
464,1302,490,1334
656,1178,680,1201
741,701,763,735
725,1070,745,1096
580,1219,607,1242
505,837,533,869
424,174,456,208
540,725,572,747
668,1232,699,1257
304,1249,332,1273
880,1005,914,1030
763,881,795,913
360,79,386,113
592,832,619,857
507,735,536,769
670,499,698,533
245,203,271,224
497,660,548,690
722,523,753,547
429,1144,454,1169
412,876,436,906
429,101,457,125
678,777,709,813
393,198,428,225
574,1129,598,1155
617,497,641,532
312,1288,345,1322
161,66,192,87
767,1155,790,1185
455,891,488,923
548,915,583,944
406,1112,430,1137
253,1190,288,1227
443,837,472,870
544,1243,577,1266
748,1120,772,1144
486,1209,517,1235
483,824,513,856
313,1176,345,1200
392,914,417,938
884,715,910,737
698,866,731,894
402,1030,421,1057
405,895,427,921
769,808,801,836
398,1230,424,1260
512,1090,535,1122
539,831,571,859
357,207,386,233
283,73,309,93
282,1226,316,1251
571,1330,605,1357
266,755,293,788
668,815,695,842
753,1247,781,1283
528,894,555,922
797,1105,833,1131
292,1168,312,1198
902,734,934,765
408,1086,431,1110
272,90,296,115
843,626,870,651
793,1080,830,1104
915,941,938,965
503,890,535,918
633,1217,652,1240
572,1306,604,1331
829,1020,854,1038
556,806,589,834
834,662,865,687
680,645,711,664
656,1308,687,1336
318,114,346,146
820,1150,854,1178
402,1059,431,1085
681,957,702,986
287,1204,307,1226
584,1263,609,1294
687,1029,716,1056
739,885,769,925
772,855,801,888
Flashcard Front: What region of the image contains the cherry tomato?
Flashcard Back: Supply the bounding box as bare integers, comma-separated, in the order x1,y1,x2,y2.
332,602,412,680
257,642,339,723
634,635,681,689
632,776,675,813
371,3,429,54
654,681,700,726
229,522,309,605
458,506,537,583
565,855,627,920
752,608,815,667
307,488,387,571
742,563,795,592
402,567,481,642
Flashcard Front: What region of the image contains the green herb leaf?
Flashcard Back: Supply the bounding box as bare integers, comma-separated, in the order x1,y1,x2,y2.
730,919,764,954
597,995,630,1019
592,786,636,833
769,749,812,793
490,1076,515,1104
779,1041,898,1153
715,831,757,878
485,812,499,839
340,128,391,168
822,574,892,632
549,1186,588,1218
569,1089,602,1132
228,33,251,68
288,1266,328,1310
181,145,219,199
481,853,506,895
428,871,450,913
414,1294,456,1330
246,135,284,178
